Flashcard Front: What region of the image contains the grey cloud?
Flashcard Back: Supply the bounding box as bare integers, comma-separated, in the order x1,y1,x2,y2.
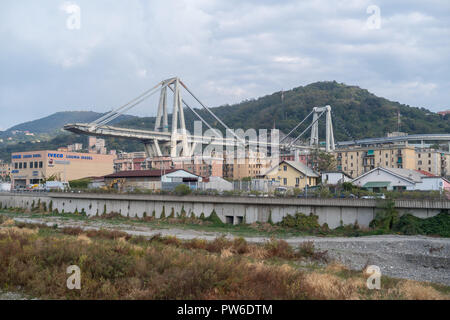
0,0,449,130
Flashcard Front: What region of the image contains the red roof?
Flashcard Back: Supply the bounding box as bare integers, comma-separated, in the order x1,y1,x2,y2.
104,169,178,179
415,169,437,177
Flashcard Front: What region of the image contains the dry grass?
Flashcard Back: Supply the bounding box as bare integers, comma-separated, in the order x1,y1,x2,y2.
0,225,448,300
0,226,38,236
396,280,445,300
1,218,15,226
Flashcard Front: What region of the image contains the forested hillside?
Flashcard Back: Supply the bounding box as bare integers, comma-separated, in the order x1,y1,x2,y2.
1,81,448,161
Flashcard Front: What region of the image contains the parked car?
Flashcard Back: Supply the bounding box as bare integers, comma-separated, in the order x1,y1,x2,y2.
361,193,385,199
274,187,287,193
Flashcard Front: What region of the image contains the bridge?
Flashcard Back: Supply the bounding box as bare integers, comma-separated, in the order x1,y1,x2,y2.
337,134,450,148
64,77,338,158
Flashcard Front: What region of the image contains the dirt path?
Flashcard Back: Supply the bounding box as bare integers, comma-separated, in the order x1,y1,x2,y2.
8,215,450,286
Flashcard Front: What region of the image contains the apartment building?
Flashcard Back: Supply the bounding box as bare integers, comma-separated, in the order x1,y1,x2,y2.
335,145,450,178
334,145,416,178
222,151,274,180
416,149,450,177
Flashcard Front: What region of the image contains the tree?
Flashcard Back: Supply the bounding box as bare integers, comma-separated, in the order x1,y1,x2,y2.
174,184,191,196
310,149,337,173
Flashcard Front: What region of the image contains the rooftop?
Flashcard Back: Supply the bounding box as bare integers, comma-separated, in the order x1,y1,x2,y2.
104,169,178,179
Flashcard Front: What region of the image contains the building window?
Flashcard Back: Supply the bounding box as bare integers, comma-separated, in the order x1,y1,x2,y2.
428,167,431,172
418,160,422,165
296,177,300,185
418,154,421,158
23,162,27,169
30,162,33,168
283,165,287,171
19,163,22,169
428,153,431,157
428,160,431,165
283,178,287,185
35,161,38,168
39,161,43,168
15,163,18,169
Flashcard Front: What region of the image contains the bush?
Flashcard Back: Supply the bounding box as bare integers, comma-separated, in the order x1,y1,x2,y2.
264,238,295,259
370,200,399,231
174,184,191,196
206,210,223,225
393,212,450,237
278,212,321,231
69,178,91,189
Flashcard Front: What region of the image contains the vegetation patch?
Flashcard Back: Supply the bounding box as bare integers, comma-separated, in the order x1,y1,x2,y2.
0,223,447,300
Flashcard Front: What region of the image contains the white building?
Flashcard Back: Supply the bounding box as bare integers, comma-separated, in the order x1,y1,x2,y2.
415,176,450,192
351,167,450,192
321,171,352,185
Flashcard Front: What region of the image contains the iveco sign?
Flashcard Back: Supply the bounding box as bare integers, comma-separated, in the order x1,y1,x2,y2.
48,153,64,158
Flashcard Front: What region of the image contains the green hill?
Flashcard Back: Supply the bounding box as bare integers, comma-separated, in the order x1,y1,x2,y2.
182,81,449,140
3,111,136,136
1,81,449,161
114,81,450,141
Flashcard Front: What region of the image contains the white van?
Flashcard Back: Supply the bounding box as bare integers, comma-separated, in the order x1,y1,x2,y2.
45,181,70,191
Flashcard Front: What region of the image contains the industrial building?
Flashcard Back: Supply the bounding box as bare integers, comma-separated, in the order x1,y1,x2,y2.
351,167,450,193
103,169,203,191
10,150,116,189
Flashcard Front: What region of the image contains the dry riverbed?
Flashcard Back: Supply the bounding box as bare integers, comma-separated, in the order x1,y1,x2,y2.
5,214,450,287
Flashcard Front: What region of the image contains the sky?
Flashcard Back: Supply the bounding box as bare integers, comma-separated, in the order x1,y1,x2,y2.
0,0,449,131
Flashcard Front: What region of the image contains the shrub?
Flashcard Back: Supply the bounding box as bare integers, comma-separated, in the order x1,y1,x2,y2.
174,184,191,196
206,210,223,225
62,227,84,235
278,212,321,231
392,212,450,237
298,241,315,258
232,237,248,254
370,200,399,231
264,238,295,259
69,178,91,189
206,235,231,253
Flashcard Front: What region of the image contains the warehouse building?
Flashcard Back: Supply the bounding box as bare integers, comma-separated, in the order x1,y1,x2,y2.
103,169,203,191
11,150,116,189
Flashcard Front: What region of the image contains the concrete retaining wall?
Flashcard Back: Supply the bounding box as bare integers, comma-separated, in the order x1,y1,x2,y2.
0,192,448,229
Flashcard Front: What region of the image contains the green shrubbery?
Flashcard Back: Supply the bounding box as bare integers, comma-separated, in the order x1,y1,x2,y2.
205,209,223,225
278,212,322,231
370,200,450,237
370,200,399,231
392,212,450,237
69,178,91,189
174,184,191,196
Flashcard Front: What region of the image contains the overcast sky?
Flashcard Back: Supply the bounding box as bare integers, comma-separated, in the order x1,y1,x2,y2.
0,0,449,130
